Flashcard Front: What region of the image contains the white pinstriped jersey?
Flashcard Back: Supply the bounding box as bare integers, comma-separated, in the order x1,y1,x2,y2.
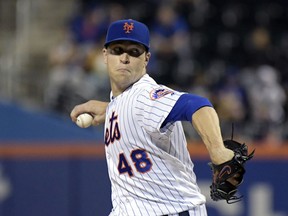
104,74,206,216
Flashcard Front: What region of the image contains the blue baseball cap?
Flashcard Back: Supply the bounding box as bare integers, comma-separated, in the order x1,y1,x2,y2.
104,19,150,51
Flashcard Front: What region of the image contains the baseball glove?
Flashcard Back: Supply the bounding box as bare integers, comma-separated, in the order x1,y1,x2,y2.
209,139,255,204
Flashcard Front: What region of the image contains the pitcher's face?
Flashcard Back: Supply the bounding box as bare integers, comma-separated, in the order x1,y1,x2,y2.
103,41,150,97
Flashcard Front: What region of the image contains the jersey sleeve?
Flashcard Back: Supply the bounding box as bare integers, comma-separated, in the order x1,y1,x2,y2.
134,86,183,134
162,93,213,126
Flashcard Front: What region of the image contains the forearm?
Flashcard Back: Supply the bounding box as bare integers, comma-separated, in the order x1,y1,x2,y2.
192,106,234,164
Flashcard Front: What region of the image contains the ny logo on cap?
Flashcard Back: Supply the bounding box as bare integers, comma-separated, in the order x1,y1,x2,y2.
123,22,134,33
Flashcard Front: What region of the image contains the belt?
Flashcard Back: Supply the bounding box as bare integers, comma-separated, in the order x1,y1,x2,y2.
163,210,189,216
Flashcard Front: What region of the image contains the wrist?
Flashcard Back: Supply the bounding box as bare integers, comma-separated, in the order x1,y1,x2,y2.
210,148,234,165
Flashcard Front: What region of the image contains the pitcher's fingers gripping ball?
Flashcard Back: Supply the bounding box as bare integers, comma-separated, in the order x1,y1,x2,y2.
76,113,93,128
209,139,255,204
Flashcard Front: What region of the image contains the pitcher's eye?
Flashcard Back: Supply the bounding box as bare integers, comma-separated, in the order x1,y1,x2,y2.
109,47,124,55
127,48,144,57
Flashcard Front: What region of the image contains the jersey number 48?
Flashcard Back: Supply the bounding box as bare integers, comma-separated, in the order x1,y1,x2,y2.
118,148,152,177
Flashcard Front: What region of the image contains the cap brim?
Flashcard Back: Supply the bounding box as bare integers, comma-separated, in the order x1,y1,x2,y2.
104,38,149,51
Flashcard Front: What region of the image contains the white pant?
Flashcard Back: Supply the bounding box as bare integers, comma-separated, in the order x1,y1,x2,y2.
165,204,207,216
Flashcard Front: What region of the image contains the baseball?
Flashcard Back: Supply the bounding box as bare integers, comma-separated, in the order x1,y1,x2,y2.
76,113,93,128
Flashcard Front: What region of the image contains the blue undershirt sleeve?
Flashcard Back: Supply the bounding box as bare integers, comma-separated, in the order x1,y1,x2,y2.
162,93,213,127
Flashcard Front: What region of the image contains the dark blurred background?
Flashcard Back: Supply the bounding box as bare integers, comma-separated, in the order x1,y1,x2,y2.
0,0,287,215
2,0,288,142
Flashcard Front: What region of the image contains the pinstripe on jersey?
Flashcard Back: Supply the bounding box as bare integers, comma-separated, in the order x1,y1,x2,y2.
105,74,206,216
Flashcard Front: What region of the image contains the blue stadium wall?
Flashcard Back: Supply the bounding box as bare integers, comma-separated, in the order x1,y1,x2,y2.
0,102,287,216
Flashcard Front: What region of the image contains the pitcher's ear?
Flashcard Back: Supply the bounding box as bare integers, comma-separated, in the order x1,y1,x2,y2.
145,52,151,62
103,48,108,64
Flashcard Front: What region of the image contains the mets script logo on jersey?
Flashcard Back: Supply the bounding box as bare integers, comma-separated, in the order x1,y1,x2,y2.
149,88,174,100
105,111,121,146
123,22,134,33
